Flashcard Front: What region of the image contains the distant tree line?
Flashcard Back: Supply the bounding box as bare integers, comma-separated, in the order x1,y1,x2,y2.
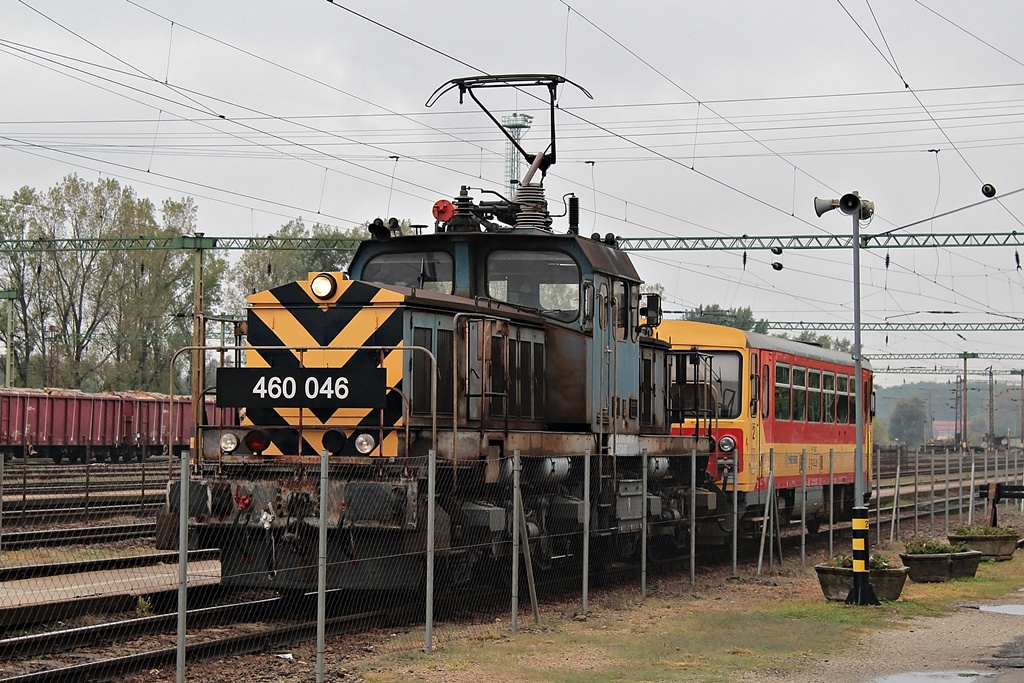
0,175,367,393
684,303,852,351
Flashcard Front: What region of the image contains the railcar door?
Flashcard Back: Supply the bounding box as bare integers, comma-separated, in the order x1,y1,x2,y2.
749,350,764,469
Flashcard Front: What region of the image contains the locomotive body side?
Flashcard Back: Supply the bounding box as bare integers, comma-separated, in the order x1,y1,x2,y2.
179,228,713,592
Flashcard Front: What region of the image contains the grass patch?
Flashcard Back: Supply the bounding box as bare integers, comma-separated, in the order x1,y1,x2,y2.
354,556,1024,682
0,541,153,567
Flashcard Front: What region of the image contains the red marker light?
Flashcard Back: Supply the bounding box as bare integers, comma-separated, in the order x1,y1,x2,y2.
244,429,270,454
432,199,455,223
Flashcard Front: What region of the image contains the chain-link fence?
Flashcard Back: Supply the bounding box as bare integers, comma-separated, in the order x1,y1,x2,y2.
2,445,1022,681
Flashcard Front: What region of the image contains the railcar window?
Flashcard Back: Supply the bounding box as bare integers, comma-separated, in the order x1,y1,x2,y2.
823,371,835,423
792,366,807,421
774,363,791,421
487,251,580,322
362,251,454,293
836,374,849,424
807,369,821,422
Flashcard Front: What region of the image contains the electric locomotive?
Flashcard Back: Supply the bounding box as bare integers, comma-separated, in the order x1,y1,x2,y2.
159,75,720,592
657,319,874,534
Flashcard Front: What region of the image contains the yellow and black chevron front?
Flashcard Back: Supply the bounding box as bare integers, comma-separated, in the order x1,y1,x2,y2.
242,274,406,457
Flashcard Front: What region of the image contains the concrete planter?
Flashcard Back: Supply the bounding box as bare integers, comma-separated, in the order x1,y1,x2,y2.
899,550,984,582
947,534,1018,561
814,565,909,601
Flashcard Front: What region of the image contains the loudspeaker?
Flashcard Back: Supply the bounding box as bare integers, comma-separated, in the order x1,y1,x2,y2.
838,193,861,215
813,197,838,217
859,200,875,220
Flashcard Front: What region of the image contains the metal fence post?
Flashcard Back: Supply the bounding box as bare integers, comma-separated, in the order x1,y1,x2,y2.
641,449,647,600
828,449,834,559
914,449,919,537
512,450,520,634
875,449,881,545
943,450,950,534
731,456,738,578
930,452,936,531
176,449,189,683
689,447,696,589
957,450,963,525
426,448,436,653
582,449,590,616
0,446,4,567
757,448,774,576
968,458,976,525
890,460,901,542
85,441,92,524
800,449,806,567
316,449,328,682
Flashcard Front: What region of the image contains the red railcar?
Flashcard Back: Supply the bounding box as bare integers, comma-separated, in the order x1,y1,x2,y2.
0,387,234,463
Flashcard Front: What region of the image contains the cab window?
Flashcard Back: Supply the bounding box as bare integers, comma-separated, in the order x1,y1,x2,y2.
362,251,454,293
487,250,580,322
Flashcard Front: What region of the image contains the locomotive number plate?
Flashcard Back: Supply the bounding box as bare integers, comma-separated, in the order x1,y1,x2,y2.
216,367,387,409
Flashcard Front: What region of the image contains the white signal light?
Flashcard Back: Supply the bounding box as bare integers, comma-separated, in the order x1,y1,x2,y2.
220,432,239,453
310,273,338,299
719,435,737,453
354,433,377,454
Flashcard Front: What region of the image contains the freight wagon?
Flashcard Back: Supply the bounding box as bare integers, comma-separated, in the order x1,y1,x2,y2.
0,387,233,463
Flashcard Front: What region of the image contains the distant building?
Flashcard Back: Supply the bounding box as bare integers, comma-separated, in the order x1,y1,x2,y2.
932,420,956,440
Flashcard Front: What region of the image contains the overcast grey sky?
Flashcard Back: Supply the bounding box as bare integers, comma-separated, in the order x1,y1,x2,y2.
2,1,1024,384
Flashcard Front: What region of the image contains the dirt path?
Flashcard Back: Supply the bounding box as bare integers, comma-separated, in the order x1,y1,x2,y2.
770,593,1024,682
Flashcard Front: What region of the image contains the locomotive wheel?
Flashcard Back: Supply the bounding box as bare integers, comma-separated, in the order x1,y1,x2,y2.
51,453,62,464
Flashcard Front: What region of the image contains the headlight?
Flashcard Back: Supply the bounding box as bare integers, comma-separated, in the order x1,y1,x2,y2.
719,435,737,453
310,273,337,299
354,433,377,454
219,433,239,453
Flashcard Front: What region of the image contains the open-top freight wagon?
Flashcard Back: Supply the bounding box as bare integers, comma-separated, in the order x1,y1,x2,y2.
0,387,233,463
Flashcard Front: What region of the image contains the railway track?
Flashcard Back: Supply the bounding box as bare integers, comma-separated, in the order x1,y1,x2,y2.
0,501,162,529
0,601,405,683
0,467,1017,682
0,522,156,550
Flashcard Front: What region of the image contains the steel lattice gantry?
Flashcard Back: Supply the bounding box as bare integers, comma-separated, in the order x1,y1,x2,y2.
733,321,1023,332
868,353,1024,361
1,230,1023,253
616,231,1024,251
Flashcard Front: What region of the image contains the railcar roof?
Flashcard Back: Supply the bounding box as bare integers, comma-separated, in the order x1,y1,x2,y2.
655,319,871,370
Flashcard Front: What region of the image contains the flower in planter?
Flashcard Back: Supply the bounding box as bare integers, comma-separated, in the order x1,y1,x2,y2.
904,538,970,554
823,552,894,569
952,524,1018,537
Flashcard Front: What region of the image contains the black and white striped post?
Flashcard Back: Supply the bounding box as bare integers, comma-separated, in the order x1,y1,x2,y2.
845,506,879,605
